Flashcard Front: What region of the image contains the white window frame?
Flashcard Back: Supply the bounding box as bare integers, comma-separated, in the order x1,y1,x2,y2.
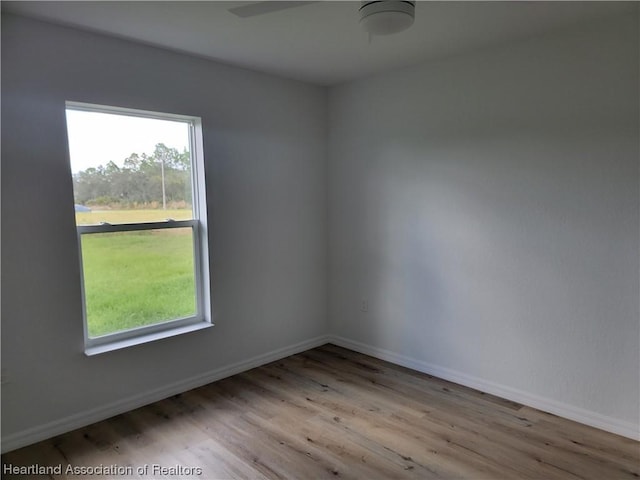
66,101,212,356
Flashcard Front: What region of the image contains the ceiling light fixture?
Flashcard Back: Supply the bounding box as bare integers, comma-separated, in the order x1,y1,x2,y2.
359,1,416,36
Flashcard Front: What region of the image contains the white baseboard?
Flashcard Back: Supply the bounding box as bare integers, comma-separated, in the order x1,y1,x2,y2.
4,333,637,453
1,335,331,453
328,335,640,441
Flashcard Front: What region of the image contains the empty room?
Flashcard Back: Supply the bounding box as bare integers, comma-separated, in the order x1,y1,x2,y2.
1,1,638,478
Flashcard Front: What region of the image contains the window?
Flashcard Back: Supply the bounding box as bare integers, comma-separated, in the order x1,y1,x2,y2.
65,102,210,355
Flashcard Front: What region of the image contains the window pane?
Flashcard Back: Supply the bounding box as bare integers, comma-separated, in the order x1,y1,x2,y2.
81,228,197,338
66,109,193,224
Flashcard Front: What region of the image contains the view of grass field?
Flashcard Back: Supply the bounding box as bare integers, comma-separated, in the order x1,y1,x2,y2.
78,209,196,338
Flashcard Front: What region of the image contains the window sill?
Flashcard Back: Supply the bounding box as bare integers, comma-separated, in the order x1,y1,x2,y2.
84,321,213,356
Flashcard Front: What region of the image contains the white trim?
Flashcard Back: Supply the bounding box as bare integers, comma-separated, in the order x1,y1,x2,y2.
84,321,213,356
65,101,197,123
190,117,211,328
1,335,331,453
328,335,640,441
4,334,637,453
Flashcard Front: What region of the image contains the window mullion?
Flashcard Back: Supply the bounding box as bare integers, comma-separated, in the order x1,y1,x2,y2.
78,219,196,235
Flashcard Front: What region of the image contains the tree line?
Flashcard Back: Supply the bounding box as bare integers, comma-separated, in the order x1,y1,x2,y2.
73,143,191,208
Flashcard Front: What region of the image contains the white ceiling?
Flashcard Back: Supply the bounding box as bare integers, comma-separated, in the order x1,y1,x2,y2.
2,1,633,86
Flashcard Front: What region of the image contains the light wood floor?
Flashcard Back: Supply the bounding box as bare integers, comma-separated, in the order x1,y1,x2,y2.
2,344,639,479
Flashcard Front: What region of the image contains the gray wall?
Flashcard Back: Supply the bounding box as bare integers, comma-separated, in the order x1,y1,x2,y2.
1,15,327,442
3,9,639,448
328,13,639,430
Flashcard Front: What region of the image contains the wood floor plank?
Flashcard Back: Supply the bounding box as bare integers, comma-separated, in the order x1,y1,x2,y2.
2,344,638,479
278,350,629,478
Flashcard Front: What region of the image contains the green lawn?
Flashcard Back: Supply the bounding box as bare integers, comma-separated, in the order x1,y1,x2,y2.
79,210,196,338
